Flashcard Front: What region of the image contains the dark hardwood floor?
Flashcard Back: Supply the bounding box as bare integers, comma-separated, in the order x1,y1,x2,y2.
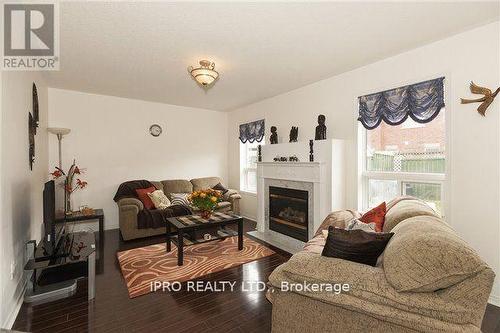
12,220,500,333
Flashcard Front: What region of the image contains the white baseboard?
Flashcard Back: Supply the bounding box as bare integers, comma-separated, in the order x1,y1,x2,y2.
489,294,500,308
241,215,256,222
3,279,27,329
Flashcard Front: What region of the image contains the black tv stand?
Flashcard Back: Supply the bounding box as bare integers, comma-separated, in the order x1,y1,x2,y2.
37,232,74,261
24,231,96,304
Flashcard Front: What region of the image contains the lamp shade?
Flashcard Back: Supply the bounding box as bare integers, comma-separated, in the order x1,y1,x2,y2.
188,60,219,87
48,127,71,136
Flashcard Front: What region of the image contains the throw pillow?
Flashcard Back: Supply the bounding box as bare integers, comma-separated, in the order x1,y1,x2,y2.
359,202,387,232
135,186,156,210
147,190,171,210
321,226,394,266
170,193,190,207
212,182,229,194
346,219,377,233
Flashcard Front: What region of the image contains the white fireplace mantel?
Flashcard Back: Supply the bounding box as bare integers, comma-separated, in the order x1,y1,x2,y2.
247,140,347,253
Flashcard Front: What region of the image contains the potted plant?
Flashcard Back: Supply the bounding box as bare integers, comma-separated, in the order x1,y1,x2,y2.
188,189,223,219
50,159,88,215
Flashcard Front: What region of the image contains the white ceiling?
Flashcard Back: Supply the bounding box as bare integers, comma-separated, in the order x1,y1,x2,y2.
45,1,500,111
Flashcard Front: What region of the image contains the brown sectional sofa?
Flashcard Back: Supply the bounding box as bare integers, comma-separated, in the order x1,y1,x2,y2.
117,177,241,240
267,197,495,333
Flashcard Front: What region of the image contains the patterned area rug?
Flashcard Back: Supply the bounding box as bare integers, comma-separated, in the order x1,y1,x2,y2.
117,236,275,298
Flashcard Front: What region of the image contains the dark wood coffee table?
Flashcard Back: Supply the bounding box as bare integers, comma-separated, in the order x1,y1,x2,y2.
165,212,243,266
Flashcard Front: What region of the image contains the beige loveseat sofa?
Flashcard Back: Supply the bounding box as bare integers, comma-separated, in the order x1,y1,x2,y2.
117,177,241,240
267,197,495,333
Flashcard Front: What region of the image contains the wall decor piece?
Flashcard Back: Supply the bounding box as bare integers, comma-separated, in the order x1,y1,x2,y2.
149,124,162,137
258,145,262,162
28,112,36,170
358,77,444,130
239,119,265,143
309,140,314,162
315,114,327,140
460,81,500,116
32,83,39,134
289,126,298,142
273,156,288,162
270,126,278,144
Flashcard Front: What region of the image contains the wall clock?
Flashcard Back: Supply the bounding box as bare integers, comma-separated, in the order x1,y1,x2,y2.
149,124,162,137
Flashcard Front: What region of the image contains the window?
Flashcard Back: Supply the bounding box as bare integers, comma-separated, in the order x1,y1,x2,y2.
240,140,262,193
362,111,445,215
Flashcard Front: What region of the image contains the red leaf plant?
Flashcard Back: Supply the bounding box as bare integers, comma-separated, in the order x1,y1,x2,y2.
50,159,88,194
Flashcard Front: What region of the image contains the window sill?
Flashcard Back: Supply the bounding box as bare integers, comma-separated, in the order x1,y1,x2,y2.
239,190,257,197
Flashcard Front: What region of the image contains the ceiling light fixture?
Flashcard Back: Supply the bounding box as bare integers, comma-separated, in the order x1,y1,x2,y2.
188,60,219,87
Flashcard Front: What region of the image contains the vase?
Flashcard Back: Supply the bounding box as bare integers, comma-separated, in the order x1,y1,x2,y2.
200,210,213,219
65,191,73,215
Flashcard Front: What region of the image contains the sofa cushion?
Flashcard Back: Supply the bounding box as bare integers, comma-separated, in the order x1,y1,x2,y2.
383,197,438,232
191,177,222,191
313,210,361,237
383,216,488,292
135,187,156,210
161,180,193,197
360,201,386,232
170,193,190,207
147,189,171,209
322,226,393,267
212,182,229,194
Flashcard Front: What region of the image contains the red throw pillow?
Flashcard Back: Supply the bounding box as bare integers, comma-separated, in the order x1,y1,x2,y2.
135,186,156,210
359,202,387,232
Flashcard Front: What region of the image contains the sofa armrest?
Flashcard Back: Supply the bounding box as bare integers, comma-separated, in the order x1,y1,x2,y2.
224,189,241,214
118,197,144,211
269,251,474,326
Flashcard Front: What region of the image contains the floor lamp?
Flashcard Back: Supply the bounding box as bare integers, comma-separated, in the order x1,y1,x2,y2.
48,127,71,169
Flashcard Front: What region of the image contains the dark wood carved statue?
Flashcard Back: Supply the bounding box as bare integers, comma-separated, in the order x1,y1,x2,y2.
289,126,298,142
315,114,327,140
309,139,314,162
270,126,278,144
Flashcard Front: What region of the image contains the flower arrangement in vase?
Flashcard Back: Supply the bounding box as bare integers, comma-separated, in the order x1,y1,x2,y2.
50,159,88,215
188,189,223,219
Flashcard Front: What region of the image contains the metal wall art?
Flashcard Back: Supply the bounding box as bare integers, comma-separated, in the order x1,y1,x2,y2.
29,82,39,170
461,81,500,116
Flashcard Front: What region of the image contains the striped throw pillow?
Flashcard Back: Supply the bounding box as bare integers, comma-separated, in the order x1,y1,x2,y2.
170,193,190,207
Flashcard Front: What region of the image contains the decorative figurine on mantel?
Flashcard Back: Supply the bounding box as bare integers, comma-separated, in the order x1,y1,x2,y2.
270,126,278,144
309,140,314,162
289,126,298,142
315,114,327,140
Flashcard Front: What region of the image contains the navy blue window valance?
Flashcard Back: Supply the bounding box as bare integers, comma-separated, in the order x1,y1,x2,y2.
358,77,445,130
239,119,265,143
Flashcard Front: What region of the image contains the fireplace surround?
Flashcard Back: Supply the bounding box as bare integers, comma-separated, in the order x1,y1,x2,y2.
269,186,308,242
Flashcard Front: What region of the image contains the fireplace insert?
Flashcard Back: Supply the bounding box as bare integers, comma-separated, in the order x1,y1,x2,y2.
269,186,308,242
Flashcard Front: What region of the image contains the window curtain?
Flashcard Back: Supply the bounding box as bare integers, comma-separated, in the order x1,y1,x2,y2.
358,77,445,130
239,119,265,143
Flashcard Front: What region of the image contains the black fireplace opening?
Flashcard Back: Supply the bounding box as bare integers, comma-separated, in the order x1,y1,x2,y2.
269,186,308,242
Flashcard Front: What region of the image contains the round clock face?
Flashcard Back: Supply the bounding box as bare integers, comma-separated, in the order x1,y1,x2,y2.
149,124,162,137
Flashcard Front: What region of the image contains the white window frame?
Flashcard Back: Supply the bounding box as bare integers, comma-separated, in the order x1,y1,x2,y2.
360,127,446,215
240,139,263,194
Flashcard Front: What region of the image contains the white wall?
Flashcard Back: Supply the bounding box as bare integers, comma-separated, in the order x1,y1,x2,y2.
227,22,500,303
1,72,49,327
48,89,228,230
